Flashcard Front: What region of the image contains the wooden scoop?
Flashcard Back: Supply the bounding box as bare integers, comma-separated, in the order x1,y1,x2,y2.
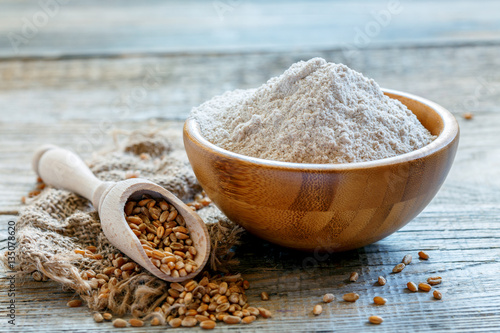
32,145,210,282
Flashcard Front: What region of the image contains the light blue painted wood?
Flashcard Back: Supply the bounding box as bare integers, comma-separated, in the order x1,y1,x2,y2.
0,0,499,58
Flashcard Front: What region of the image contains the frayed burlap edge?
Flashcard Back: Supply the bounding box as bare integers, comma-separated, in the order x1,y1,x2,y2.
1,127,246,316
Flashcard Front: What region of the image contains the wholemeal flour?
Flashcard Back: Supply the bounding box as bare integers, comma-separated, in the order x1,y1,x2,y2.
191,57,435,164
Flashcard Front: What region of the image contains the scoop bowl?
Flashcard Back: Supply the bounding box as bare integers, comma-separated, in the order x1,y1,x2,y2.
183,89,459,252
33,145,210,282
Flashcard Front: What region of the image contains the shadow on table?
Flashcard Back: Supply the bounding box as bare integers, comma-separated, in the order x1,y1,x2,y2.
233,231,397,280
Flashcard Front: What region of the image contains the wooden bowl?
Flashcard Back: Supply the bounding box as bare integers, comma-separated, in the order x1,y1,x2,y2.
183,89,459,251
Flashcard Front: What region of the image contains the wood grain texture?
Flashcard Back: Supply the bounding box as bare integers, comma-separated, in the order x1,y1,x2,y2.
34,145,104,204
0,10,500,329
0,117,498,333
0,121,137,214
32,146,210,282
1,44,500,127
2,198,500,332
0,0,500,58
101,180,211,282
183,90,460,251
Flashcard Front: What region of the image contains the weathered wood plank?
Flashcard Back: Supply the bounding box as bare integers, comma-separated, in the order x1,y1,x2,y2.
0,120,192,213
2,199,500,332
2,96,498,332
0,0,500,58
1,108,499,214
0,22,499,332
0,45,499,126
1,115,500,333
0,44,497,214
1,118,500,331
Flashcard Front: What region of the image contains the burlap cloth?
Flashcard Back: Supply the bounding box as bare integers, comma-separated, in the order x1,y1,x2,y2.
2,128,244,317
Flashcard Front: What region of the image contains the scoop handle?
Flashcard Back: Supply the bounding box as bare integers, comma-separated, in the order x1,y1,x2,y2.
33,145,105,206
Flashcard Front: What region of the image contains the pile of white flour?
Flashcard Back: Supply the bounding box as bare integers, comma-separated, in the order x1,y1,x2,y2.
190,58,435,164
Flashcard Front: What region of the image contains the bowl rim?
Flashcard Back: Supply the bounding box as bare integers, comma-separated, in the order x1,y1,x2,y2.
184,88,459,171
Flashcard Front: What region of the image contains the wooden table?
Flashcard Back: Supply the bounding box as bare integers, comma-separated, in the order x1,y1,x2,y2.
1,1,500,332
